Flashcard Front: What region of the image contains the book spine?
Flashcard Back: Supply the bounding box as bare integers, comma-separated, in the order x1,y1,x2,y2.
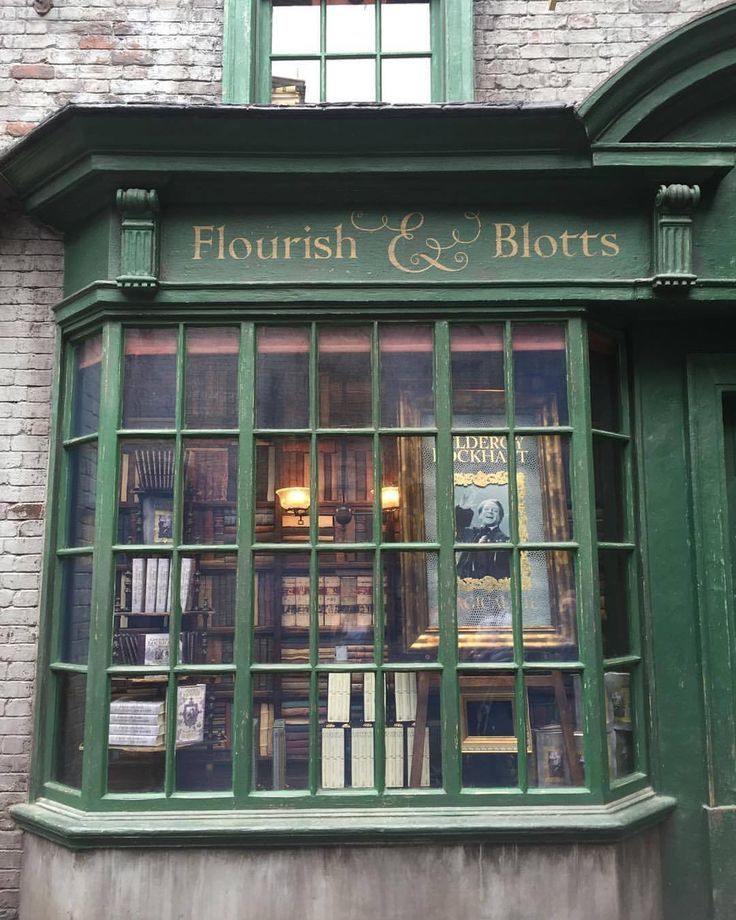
321,726,345,789
350,726,374,789
385,725,405,788
131,558,145,613
110,700,166,714
155,558,170,613
327,672,351,724
144,558,158,612
363,672,376,723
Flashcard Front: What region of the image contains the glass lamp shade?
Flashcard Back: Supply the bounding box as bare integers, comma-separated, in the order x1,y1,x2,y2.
276,487,311,515
381,485,401,511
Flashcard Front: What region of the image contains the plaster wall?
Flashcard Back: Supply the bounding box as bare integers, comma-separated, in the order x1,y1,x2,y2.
19,830,664,920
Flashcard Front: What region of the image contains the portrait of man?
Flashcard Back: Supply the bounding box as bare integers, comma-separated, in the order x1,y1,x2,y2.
455,492,511,580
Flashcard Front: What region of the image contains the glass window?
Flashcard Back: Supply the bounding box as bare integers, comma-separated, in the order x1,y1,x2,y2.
269,0,432,104
47,318,643,810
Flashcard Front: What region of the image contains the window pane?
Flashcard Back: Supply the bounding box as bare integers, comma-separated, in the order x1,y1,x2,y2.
108,677,167,792
185,327,239,429
381,58,431,104
319,672,375,789
183,439,238,546
254,552,310,663
589,330,621,433
318,436,374,543
254,672,310,790
513,323,569,426
271,61,321,104
383,551,438,662
325,59,376,103
521,550,578,662
379,324,434,427
451,324,505,427
118,439,175,545
593,436,626,542
256,326,310,429
381,436,437,543
71,333,101,437
318,553,374,662
527,671,584,788
67,442,97,547
271,0,320,54
599,549,631,658
605,671,635,780
180,554,236,665
113,552,171,665
60,555,93,665
520,434,572,543
460,673,517,787
326,0,375,53
456,553,513,663
319,327,372,427
384,671,442,787
54,672,86,788
176,675,233,791
259,436,310,544
122,328,176,429
382,0,430,52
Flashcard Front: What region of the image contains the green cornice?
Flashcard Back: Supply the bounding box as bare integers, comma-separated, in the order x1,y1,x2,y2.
11,789,675,850
0,103,731,232
580,1,736,143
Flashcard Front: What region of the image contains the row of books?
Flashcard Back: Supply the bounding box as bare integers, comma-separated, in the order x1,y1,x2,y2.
185,506,236,546
112,631,204,666
255,573,374,628
184,446,233,503
321,724,430,789
122,557,197,615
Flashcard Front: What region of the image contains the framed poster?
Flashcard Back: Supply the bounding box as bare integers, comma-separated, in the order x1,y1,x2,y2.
398,396,575,655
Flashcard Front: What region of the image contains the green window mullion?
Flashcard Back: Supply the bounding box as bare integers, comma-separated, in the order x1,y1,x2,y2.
430,0,443,101
234,321,255,802
371,322,386,791
319,0,327,102
81,322,122,806
257,0,272,103
375,0,382,102
308,322,319,794
504,320,528,792
570,317,606,796
434,321,459,795
162,324,186,798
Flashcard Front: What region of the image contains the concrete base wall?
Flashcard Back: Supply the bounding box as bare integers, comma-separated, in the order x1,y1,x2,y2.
19,830,663,920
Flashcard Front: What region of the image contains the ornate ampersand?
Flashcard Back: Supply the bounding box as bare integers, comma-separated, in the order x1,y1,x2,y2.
351,211,482,274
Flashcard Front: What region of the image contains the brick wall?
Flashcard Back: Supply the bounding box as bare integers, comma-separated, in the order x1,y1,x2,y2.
0,1,728,917
0,204,61,920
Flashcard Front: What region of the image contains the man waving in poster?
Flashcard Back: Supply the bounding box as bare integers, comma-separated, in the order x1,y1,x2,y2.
455,490,511,581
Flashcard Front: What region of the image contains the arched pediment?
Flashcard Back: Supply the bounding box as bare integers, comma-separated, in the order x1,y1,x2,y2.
580,2,736,144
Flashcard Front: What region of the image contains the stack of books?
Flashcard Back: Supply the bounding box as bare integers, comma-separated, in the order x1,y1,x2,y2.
108,698,166,749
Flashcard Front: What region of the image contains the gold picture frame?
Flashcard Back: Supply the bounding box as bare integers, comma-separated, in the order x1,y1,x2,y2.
459,676,533,755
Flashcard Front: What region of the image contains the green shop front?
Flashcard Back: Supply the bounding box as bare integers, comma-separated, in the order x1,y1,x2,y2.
5,11,736,919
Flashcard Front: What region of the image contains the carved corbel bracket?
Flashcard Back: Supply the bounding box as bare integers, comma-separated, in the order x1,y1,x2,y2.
33,0,54,15
653,183,700,290
116,189,159,290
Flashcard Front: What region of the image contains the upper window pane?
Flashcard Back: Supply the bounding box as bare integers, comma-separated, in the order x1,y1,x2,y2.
122,329,177,429
318,327,372,428
271,0,320,54
71,334,101,438
451,324,505,427
380,324,434,427
382,58,431,104
326,0,375,53
382,0,430,52
257,327,310,429
185,328,239,430
513,324,569,427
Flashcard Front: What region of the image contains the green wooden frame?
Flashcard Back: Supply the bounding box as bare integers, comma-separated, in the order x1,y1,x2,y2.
222,0,473,103
31,309,654,825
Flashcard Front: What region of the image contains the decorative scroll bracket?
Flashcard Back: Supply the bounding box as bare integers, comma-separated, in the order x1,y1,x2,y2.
32,0,54,15
116,189,160,290
653,183,700,290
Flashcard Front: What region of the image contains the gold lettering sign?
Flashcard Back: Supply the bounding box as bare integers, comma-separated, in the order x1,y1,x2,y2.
191,212,621,271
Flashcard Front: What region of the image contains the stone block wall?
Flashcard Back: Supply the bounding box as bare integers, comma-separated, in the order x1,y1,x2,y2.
0,1,727,917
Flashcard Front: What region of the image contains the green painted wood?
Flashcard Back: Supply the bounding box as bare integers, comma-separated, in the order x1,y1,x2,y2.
10,789,675,849
222,0,257,104
442,0,473,101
